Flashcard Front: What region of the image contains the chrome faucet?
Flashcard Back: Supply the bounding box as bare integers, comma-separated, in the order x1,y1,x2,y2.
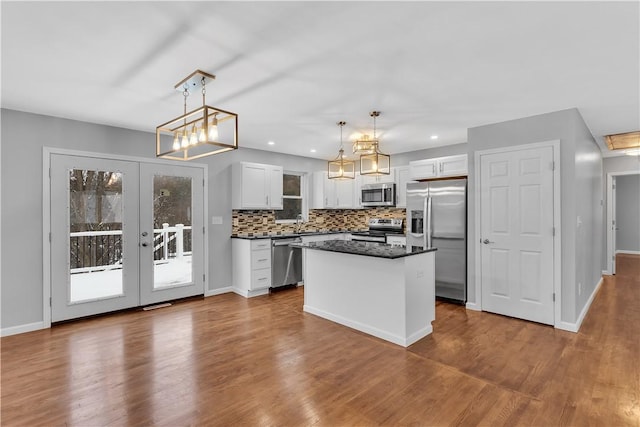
295,214,304,233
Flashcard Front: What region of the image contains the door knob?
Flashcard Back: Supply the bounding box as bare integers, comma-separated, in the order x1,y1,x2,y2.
141,231,148,237
482,239,494,244
141,242,149,247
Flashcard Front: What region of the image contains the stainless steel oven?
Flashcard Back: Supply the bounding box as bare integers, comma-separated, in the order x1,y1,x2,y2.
361,183,396,207
351,218,404,243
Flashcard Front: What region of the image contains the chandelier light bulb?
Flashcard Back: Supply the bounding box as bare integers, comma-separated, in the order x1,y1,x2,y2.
181,128,189,148
198,125,207,143
189,124,198,145
208,116,219,142
172,132,180,150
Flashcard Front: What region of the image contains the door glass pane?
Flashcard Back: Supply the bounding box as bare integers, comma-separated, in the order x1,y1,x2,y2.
69,169,124,302
153,175,193,289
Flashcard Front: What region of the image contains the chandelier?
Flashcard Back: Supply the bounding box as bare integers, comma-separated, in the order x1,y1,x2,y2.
328,121,356,179
352,114,378,155
360,111,390,176
156,70,238,160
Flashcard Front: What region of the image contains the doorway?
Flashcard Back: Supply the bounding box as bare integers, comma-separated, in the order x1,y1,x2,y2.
47,151,206,323
606,171,640,275
476,141,560,325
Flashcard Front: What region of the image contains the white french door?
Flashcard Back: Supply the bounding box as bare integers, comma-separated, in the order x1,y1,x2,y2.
138,163,204,305
479,145,555,325
50,154,205,322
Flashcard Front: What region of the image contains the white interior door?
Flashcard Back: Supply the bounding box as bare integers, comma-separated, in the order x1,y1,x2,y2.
138,163,205,305
50,154,140,322
479,145,555,325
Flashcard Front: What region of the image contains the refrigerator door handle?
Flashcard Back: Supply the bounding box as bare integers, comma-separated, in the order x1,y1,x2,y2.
426,196,432,248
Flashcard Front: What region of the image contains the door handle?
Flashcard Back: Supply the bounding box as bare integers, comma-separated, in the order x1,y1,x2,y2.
482,239,494,244
141,231,148,237
141,242,149,247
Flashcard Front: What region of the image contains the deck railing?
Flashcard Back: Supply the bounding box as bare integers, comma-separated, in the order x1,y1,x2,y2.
70,223,192,273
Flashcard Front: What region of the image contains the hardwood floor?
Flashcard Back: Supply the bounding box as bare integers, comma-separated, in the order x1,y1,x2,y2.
2,267,639,426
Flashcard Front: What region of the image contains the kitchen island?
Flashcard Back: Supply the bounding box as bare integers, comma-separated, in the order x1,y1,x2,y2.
295,240,437,347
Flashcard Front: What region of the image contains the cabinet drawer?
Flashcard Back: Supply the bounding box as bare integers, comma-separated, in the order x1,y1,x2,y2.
251,239,271,250
251,249,271,269
251,268,271,290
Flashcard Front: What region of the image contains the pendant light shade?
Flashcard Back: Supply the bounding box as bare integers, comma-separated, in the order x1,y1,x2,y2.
328,121,356,179
359,111,391,176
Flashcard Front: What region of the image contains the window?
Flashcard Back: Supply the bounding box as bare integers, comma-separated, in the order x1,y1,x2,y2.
275,172,307,222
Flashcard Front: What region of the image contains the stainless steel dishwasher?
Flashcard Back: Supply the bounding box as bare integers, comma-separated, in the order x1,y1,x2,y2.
271,236,303,291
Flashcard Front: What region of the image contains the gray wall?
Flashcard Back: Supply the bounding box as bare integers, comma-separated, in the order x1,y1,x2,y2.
0,108,327,329
1,109,152,328
615,174,640,252
573,114,604,316
467,108,602,324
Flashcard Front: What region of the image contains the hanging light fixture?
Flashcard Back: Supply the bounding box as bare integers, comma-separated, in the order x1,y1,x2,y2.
328,121,356,179
352,127,378,154
156,70,238,160
360,111,390,176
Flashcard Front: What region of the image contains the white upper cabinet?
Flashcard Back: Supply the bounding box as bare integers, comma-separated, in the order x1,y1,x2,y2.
409,154,467,181
312,171,357,209
232,162,283,210
394,166,415,208
359,169,396,185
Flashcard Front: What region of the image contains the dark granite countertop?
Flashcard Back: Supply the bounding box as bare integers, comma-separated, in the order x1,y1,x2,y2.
230,230,360,240
291,240,436,259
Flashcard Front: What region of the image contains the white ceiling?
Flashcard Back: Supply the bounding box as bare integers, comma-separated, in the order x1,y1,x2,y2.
2,1,638,160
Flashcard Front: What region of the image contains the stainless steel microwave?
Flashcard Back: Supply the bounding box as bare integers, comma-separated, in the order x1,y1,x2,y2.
361,183,396,207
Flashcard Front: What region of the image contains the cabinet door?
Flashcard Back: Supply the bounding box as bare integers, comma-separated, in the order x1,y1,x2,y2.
242,163,269,208
360,170,395,185
268,165,283,209
395,166,415,208
323,177,337,208
335,179,355,208
439,154,468,177
409,159,438,180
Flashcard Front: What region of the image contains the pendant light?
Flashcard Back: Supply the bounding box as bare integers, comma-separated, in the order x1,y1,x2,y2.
328,121,356,179
360,111,390,175
156,70,238,161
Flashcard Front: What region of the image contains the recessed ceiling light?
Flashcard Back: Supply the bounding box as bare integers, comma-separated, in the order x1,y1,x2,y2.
430,135,438,140
310,149,316,153
267,141,275,145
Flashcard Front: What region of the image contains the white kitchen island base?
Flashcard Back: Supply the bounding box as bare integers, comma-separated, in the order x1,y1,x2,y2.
301,244,435,347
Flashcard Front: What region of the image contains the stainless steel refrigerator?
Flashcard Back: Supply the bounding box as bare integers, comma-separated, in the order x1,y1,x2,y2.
406,179,467,303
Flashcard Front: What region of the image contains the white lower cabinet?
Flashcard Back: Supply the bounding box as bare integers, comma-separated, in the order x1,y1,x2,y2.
232,238,272,297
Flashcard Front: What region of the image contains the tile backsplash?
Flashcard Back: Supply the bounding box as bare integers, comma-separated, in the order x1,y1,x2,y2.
232,208,406,237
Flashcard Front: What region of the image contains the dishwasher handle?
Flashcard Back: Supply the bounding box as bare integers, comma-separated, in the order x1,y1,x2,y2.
272,238,302,247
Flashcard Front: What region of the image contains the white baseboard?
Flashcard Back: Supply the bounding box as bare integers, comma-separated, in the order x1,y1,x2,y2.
555,277,603,333
205,286,232,297
231,287,269,298
303,304,432,347
616,250,640,255
465,301,481,311
602,269,611,276
1,321,46,337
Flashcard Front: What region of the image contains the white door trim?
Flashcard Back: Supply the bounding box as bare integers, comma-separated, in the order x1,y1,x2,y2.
606,170,640,275
473,139,561,326
42,147,208,329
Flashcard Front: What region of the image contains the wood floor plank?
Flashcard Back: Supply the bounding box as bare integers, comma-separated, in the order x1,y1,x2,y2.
2,264,639,426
